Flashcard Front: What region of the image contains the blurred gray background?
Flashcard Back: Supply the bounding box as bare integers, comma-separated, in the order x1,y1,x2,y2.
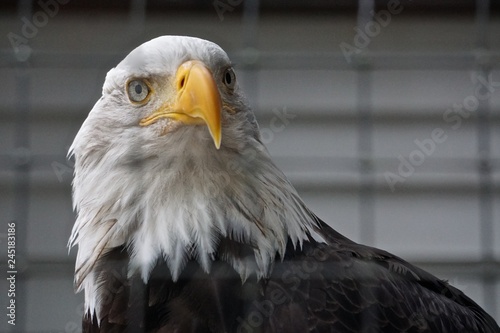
1,0,500,332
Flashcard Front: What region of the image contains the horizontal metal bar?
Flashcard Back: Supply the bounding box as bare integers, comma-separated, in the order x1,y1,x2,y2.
2,50,500,70
1,107,499,123
1,258,499,279
1,153,499,170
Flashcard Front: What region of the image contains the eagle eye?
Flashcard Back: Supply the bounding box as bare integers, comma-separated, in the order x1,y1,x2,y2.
223,68,236,89
127,79,150,103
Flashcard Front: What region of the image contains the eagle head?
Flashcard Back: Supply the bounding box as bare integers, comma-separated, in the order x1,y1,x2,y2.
68,36,318,316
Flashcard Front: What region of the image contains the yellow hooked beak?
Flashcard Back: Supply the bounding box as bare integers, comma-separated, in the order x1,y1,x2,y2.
140,60,222,149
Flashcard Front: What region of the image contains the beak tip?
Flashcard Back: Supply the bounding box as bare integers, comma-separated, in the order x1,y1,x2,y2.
214,137,221,150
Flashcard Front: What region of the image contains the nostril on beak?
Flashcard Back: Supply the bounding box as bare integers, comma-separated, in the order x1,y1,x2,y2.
178,76,186,90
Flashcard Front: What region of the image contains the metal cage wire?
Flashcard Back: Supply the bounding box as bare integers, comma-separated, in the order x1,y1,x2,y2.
1,0,499,331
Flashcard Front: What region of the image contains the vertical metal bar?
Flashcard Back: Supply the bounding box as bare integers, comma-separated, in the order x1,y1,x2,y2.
11,72,30,333
10,1,33,332
130,0,146,30
239,0,260,319
242,0,260,48
240,0,260,105
475,0,496,318
476,0,489,50
356,0,375,246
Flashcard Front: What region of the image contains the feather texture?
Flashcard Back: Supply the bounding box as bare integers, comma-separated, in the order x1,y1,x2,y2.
81,221,500,332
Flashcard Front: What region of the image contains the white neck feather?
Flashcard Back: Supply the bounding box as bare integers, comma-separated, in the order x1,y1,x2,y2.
69,125,319,318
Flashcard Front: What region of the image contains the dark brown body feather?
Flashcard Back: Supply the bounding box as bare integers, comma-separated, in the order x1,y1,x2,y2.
83,220,500,333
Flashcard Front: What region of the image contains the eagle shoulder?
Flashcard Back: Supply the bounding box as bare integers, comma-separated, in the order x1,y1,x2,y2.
250,219,500,333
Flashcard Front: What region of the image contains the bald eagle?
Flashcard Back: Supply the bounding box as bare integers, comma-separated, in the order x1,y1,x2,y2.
69,36,500,333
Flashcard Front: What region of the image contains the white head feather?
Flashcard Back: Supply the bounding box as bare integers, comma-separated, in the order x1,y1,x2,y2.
68,36,319,318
